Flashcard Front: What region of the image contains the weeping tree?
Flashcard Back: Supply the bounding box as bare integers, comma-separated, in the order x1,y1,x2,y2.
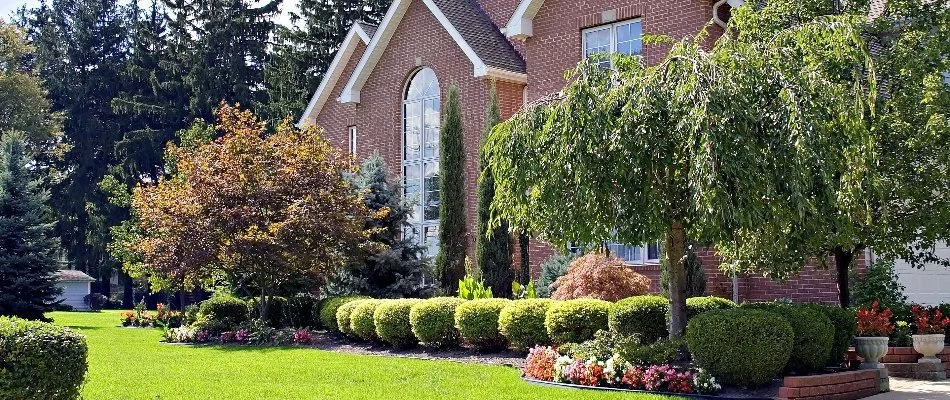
484,15,878,336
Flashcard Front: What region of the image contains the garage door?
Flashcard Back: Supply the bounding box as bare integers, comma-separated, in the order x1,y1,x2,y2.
890,243,950,305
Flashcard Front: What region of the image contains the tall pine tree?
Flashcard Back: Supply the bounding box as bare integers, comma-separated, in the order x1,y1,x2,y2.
476,84,513,297
0,133,61,321
435,85,466,293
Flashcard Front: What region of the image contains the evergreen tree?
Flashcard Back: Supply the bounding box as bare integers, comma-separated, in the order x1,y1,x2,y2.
435,85,466,293
341,152,434,298
0,133,61,321
518,232,530,284
476,85,513,297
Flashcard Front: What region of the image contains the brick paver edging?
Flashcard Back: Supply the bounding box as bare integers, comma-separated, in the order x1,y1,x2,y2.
776,370,882,400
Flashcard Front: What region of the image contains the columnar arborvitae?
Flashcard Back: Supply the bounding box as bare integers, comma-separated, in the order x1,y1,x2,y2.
0,133,62,321
475,85,514,297
435,85,467,293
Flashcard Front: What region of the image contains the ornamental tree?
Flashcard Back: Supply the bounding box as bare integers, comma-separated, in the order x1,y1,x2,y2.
130,104,378,319
435,85,467,292
484,16,877,335
476,84,514,298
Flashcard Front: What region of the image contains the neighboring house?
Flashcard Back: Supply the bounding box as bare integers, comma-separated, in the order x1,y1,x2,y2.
298,0,878,304
55,269,95,310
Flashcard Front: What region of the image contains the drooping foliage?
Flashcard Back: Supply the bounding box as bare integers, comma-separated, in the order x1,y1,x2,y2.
0,134,61,321
435,85,467,293
476,84,514,298
484,6,878,335
129,104,378,319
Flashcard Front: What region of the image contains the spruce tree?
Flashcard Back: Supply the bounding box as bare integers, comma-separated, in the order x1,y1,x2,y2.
343,152,434,298
476,85,513,297
435,85,466,293
0,133,61,321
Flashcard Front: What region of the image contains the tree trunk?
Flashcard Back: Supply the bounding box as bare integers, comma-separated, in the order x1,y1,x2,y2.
666,221,688,338
122,272,134,309
833,246,854,308
259,291,270,322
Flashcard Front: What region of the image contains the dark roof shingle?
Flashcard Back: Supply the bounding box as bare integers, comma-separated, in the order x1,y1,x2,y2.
431,0,526,74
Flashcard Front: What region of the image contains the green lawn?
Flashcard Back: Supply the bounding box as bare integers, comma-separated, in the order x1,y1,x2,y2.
50,311,676,400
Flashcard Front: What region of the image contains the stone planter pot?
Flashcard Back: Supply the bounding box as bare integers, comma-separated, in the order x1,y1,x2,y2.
855,336,890,369
912,334,946,363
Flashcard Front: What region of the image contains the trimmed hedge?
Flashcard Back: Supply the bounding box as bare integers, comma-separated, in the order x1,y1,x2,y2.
609,295,669,343
198,295,249,332
545,298,611,344
350,300,384,341
0,317,88,400
285,294,320,329
686,309,794,387
686,296,737,319
410,297,466,348
743,303,834,372
455,298,511,350
320,296,369,332
498,299,555,350
335,300,365,338
248,296,288,328
803,304,856,366
374,299,422,347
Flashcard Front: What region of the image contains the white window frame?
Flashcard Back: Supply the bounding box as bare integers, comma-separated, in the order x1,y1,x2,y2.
402,68,441,256
581,19,643,68
348,126,357,154
607,241,662,265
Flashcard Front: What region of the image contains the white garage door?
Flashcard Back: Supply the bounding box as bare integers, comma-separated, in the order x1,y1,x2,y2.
890,243,950,305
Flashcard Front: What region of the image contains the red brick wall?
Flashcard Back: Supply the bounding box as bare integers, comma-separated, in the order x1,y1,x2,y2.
313,41,366,156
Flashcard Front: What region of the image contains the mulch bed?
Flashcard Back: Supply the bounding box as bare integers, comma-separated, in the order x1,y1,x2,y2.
307,331,527,367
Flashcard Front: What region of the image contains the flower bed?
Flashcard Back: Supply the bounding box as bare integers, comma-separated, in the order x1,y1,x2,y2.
121,303,183,328
164,324,316,346
522,345,721,396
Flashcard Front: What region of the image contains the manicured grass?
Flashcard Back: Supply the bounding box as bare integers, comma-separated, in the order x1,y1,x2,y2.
50,311,677,400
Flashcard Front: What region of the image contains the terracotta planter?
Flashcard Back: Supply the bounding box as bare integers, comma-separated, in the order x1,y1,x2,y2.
912,334,946,363
855,336,890,369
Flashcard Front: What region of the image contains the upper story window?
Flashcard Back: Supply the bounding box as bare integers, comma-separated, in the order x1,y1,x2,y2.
582,19,643,68
403,67,441,255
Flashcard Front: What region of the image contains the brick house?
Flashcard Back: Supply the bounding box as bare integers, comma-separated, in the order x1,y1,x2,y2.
297,0,870,304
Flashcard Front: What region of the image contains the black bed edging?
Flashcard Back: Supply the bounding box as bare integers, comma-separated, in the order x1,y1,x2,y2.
522,378,773,400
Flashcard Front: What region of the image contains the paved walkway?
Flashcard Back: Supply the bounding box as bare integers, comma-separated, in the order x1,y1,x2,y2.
865,378,950,400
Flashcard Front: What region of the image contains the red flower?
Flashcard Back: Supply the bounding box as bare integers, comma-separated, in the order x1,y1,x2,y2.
856,301,895,337
912,305,949,334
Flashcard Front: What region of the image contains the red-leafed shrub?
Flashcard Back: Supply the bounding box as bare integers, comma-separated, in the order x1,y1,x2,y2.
551,253,651,302
912,305,949,334
856,301,895,337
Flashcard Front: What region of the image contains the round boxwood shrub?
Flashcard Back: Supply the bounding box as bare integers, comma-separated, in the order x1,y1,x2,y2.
374,299,422,347
350,300,384,341
410,297,466,348
499,299,555,350
455,298,511,350
320,296,369,332
0,317,88,400
686,296,737,319
686,309,793,387
335,299,366,338
609,295,669,343
545,298,611,344
803,304,856,366
743,303,834,372
198,295,250,332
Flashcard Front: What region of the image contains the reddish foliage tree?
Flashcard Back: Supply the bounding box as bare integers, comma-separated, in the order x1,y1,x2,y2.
551,253,651,302
131,103,379,318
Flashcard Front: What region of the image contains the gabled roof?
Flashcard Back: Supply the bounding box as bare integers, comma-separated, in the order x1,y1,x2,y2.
56,269,96,282
297,22,376,127
338,0,527,105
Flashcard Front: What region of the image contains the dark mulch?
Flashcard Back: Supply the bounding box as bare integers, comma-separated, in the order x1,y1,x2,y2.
307,331,527,368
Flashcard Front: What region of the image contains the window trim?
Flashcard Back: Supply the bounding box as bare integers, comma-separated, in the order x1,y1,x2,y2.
402,67,441,256
348,126,357,154
581,18,643,67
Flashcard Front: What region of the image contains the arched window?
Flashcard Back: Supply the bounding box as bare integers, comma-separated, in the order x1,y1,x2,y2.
402,68,440,254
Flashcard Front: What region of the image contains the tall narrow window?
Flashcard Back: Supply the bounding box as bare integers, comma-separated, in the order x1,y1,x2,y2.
403,68,441,255
348,126,357,154
582,19,642,69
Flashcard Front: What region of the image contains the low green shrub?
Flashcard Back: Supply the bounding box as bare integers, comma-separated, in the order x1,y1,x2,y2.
686,296,737,319
335,300,365,338
285,294,320,329
686,309,793,387
198,295,250,333
803,304,856,366
560,330,637,362
374,299,422,347
410,297,466,348
248,296,288,328
617,337,683,366
609,295,669,343
545,298,611,344
320,296,369,332
498,299,555,350
0,317,88,400
742,303,834,372
454,298,511,350
350,300,384,341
